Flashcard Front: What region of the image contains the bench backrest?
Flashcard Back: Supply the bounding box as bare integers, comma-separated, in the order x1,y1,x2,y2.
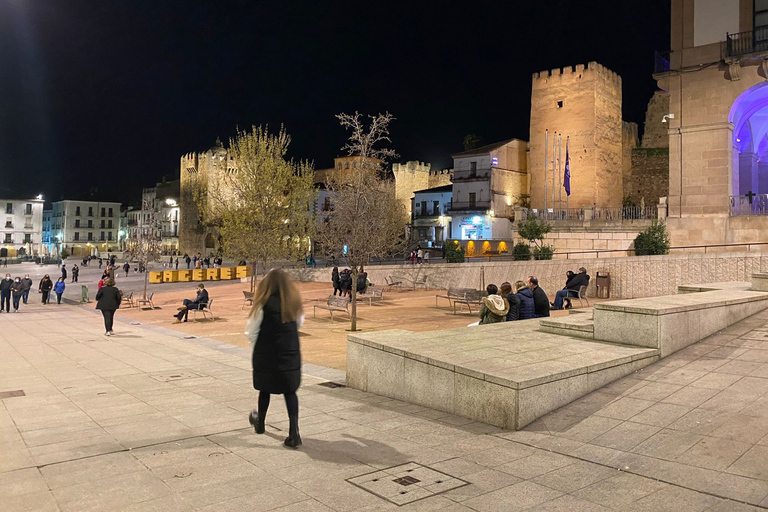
578,285,588,298
328,295,350,308
466,289,487,301
200,299,212,310
243,291,254,299
370,288,383,297
446,287,468,298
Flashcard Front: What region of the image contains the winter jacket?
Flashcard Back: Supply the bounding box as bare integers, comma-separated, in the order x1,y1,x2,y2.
53,281,66,294
332,269,340,287
516,288,536,320
0,278,12,294
61,268,67,279
566,272,590,292
340,271,352,291
479,294,509,324
532,286,550,318
11,280,23,297
20,278,32,292
39,278,53,292
504,293,521,322
248,293,302,394
95,285,122,311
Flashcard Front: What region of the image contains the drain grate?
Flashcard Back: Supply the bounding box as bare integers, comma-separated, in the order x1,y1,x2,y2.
318,381,346,389
0,389,25,399
149,371,203,382
347,462,468,506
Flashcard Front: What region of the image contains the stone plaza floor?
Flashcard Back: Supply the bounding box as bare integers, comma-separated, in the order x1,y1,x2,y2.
1,298,767,510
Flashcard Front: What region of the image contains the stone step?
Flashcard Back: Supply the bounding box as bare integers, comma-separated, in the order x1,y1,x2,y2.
539,312,595,339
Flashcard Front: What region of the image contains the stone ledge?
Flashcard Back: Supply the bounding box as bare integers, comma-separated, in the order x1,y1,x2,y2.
594,289,768,315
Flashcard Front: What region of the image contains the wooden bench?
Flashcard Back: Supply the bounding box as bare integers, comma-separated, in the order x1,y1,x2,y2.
313,295,350,322
435,287,471,308
453,289,488,314
357,287,384,306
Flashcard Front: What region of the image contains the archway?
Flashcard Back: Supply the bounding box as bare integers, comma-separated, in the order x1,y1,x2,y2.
204,233,216,249
729,82,768,197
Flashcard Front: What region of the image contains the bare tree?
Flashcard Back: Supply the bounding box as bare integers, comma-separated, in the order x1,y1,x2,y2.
318,112,408,331
125,198,162,300
196,125,316,290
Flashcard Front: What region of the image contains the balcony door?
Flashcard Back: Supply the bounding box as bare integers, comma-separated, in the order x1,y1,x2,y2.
468,193,476,209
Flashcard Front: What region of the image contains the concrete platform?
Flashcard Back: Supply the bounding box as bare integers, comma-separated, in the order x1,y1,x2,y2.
347,321,659,430
539,311,595,339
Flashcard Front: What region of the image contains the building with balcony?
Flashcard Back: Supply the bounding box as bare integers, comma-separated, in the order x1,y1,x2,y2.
0,198,45,257
137,178,181,253
448,139,528,243
411,184,453,247
42,209,53,253
655,0,768,245
50,200,121,257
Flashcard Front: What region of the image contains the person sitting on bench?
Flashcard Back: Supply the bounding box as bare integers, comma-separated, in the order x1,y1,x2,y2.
173,284,209,323
552,267,590,310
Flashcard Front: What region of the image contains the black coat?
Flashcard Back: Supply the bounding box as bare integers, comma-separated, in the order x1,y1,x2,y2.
252,293,301,394
39,278,53,292
332,270,340,287
0,278,12,293
532,286,550,317
96,285,122,311
516,288,536,320
504,293,521,321
566,272,590,292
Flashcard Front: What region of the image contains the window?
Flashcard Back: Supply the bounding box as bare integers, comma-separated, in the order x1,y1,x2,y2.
337,162,342,170
75,220,80,228
88,207,93,216
108,232,113,241
345,162,350,169
24,234,31,243
4,218,11,228
87,220,93,228
556,100,564,109
100,232,105,241
5,203,12,214
108,220,113,229
108,208,113,217
74,232,80,241
421,201,427,215
87,232,93,241
101,207,105,217
469,192,476,208
434,201,440,215
418,229,427,238
323,197,331,211
469,161,477,177
4,234,11,243
25,204,32,215
75,206,81,216
100,220,105,228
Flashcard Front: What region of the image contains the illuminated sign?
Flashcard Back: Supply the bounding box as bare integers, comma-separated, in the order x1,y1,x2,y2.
471,216,484,225
491,157,498,166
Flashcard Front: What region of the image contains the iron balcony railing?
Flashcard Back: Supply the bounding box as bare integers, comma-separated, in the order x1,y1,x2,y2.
449,200,492,211
528,209,586,221
527,206,657,221
726,28,768,57
730,194,768,215
453,169,491,181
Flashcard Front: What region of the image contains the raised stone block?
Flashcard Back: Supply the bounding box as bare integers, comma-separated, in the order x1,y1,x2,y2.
752,273,768,292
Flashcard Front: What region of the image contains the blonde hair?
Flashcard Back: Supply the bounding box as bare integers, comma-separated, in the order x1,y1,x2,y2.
104,278,116,287
249,268,302,323
514,280,527,293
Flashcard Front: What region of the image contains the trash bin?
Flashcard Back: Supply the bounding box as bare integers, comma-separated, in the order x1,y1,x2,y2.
81,285,89,303
596,272,611,299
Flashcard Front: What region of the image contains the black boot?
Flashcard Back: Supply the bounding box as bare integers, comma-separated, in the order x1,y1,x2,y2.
248,410,265,434
284,415,302,448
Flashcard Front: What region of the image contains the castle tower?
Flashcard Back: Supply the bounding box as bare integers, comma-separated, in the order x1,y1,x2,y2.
392,161,434,214
529,62,624,210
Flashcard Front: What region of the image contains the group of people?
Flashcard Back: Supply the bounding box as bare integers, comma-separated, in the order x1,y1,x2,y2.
331,267,370,296
477,276,551,324
0,273,66,311
409,248,428,264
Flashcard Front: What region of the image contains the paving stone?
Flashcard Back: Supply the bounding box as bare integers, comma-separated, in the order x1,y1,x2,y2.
589,421,661,451
623,485,723,512
726,445,768,481
675,436,752,471
462,481,563,512
496,452,575,480
572,473,668,508
531,460,617,493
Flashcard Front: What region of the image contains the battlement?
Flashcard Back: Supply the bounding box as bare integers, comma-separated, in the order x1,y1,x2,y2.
392,161,432,174
429,168,453,177
532,61,622,89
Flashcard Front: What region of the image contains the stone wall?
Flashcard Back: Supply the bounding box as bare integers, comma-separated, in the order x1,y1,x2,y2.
289,251,768,301
641,91,671,149
392,161,452,215
625,148,670,205
541,229,641,256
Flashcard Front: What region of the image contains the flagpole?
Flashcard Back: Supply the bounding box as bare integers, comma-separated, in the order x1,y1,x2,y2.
558,133,563,215
544,130,548,215
552,131,557,213
566,136,570,211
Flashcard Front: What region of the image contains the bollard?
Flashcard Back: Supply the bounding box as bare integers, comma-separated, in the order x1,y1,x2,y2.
81,285,90,303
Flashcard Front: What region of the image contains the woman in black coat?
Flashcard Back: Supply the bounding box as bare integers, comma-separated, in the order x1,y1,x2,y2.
331,267,340,296
245,269,304,448
38,275,53,304
95,278,121,336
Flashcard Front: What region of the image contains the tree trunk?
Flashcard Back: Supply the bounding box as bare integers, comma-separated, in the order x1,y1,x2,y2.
143,262,149,300
350,269,358,331
250,260,257,293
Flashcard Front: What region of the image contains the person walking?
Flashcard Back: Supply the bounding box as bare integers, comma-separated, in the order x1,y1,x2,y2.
245,269,304,448
175,258,179,270
72,264,79,283
61,264,67,281
20,274,32,304
98,258,103,269
0,273,12,313
53,277,66,304
95,278,121,336
331,267,341,296
417,248,423,264
11,277,23,312
123,262,130,277
39,274,53,304
185,254,191,269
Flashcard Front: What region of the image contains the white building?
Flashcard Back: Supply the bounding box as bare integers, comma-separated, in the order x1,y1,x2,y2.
0,198,45,257
131,179,180,253
51,200,122,257
42,209,53,254
449,139,528,251
411,184,453,247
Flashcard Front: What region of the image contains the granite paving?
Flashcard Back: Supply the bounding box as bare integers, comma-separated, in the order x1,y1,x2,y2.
0,299,766,510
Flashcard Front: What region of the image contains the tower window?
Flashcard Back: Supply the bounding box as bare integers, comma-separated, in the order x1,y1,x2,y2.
556,100,564,109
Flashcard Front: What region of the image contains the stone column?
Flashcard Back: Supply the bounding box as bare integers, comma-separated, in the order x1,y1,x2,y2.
738,151,758,197
657,197,668,220
583,206,594,221
758,160,768,195
513,207,528,227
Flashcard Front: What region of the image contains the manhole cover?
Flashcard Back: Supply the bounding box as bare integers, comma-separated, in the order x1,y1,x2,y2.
318,381,346,389
0,390,25,399
347,462,468,506
149,371,203,382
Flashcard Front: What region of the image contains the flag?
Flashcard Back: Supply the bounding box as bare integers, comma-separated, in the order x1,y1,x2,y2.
563,139,571,196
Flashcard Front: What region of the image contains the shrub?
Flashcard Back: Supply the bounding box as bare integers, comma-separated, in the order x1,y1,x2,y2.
532,245,554,260
60,249,69,259
513,243,531,261
445,240,465,263
633,221,670,256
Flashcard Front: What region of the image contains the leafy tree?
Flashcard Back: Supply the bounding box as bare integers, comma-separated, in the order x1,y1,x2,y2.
445,240,465,263
318,112,408,331
512,242,531,261
125,197,162,300
463,134,482,151
532,245,554,260
633,221,670,256
196,125,316,291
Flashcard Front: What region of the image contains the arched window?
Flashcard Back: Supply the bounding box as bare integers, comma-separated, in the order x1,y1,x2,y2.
345,162,350,170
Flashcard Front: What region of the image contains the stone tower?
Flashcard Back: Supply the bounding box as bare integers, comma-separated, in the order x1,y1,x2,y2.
391,161,452,215
529,62,625,210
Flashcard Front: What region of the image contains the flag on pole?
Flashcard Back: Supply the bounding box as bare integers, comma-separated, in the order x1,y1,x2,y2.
563,138,571,196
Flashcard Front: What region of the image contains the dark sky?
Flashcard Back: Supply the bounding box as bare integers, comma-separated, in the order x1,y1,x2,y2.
0,0,670,206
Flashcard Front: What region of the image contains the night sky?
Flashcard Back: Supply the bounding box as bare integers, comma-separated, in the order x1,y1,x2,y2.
0,0,670,206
